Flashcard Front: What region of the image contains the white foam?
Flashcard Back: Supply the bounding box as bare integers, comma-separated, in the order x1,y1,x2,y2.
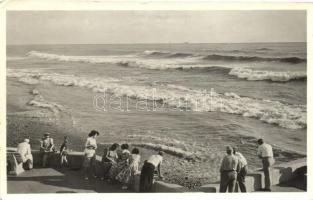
229,67,306,82
28,91,65,114
8,68,307,130
26,50,211,70
133,142,196,160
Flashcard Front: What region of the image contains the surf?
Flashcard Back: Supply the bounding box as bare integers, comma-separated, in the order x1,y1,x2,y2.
8,68,307,130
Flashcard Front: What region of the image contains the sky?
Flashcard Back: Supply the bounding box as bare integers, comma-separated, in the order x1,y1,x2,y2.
7,10,306,44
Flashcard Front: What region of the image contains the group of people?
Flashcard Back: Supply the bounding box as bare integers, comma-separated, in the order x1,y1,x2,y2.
14,130,275,193
15,133,69,169
219,139,275,192
81,130,164,191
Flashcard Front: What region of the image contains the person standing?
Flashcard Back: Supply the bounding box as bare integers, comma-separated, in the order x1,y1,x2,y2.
257,139,275,191
101,143,119,180
17,138,33,170
60,136,69,167
233,147,248,192
116,147,141,190
139,151,164,192
83,130,99,180
219,146,239,193
108,143,131,181
40,133,55,167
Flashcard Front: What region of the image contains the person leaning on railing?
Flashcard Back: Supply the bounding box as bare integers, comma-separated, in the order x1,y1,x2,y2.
17,138,33,170
139,151,164,192
40,133,55,167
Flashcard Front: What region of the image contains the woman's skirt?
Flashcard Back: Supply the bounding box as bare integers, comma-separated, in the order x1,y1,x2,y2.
108,160,128,180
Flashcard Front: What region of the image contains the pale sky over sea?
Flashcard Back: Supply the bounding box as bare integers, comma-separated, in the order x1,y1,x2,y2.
7,10,306,44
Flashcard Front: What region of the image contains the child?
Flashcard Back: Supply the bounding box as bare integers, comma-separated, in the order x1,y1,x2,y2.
60,136,69,167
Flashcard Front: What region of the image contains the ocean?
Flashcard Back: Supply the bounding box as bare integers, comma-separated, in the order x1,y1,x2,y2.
6,43,307,184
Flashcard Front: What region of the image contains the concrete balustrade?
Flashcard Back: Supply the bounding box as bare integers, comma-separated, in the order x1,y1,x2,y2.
7,147,306,193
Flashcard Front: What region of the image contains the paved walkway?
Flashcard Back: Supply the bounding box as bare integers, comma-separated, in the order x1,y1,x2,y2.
7,168,129,193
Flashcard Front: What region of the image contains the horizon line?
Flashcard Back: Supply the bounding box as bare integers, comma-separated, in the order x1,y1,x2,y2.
6,41,307,45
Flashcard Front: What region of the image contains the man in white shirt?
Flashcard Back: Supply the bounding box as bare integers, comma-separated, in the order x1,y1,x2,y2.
17,138,33,170
233,147,248,192
257,139,275,191
140,151,164,192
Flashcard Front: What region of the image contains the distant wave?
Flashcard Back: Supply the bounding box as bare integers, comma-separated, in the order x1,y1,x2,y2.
25,51,306,82
25,50,219,70
27,51,306,69
229,67,307,82
202,54,306,64
255,47,273,51
200,48,274,53
143,50,194,58
8,68,306,130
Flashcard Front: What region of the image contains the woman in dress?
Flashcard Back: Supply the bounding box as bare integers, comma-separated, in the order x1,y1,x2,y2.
108,143,130,182
116,148,141,190
101,143,119,180
83,130,99,180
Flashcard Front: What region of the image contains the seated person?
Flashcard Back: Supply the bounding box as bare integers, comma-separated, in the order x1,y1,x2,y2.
17,138,33,170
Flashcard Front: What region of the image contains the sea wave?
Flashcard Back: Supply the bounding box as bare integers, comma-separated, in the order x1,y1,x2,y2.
8,68,306,130
143,50,194,58
28,89,65,114
26,50,212,70
229,67,307,82
202,54,306,64
23,51,308,82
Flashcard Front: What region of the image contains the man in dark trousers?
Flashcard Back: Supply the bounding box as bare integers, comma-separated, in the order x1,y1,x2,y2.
219,146,239,193
257,139,275,191
233,147,248,192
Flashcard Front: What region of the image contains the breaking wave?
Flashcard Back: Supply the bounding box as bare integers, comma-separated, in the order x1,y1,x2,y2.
24,51,307,82
143,50,194,58
229,67,307,82
8,68,307,130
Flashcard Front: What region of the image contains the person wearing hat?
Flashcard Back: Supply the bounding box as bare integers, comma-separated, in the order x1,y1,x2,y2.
40,133,55,167
17,138,33,170
219,146,240,193
83,130,99,180
139,151,164,192
257,138,275,191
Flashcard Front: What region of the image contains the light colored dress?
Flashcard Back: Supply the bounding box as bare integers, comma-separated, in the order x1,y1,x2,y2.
108,149,130,179
116,154,141,185
83,137,97,167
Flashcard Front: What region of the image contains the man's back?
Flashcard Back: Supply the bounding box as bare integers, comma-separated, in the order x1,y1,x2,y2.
257,143,273,158
17,142,30,155
220,154,239,172
17,142,31,162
